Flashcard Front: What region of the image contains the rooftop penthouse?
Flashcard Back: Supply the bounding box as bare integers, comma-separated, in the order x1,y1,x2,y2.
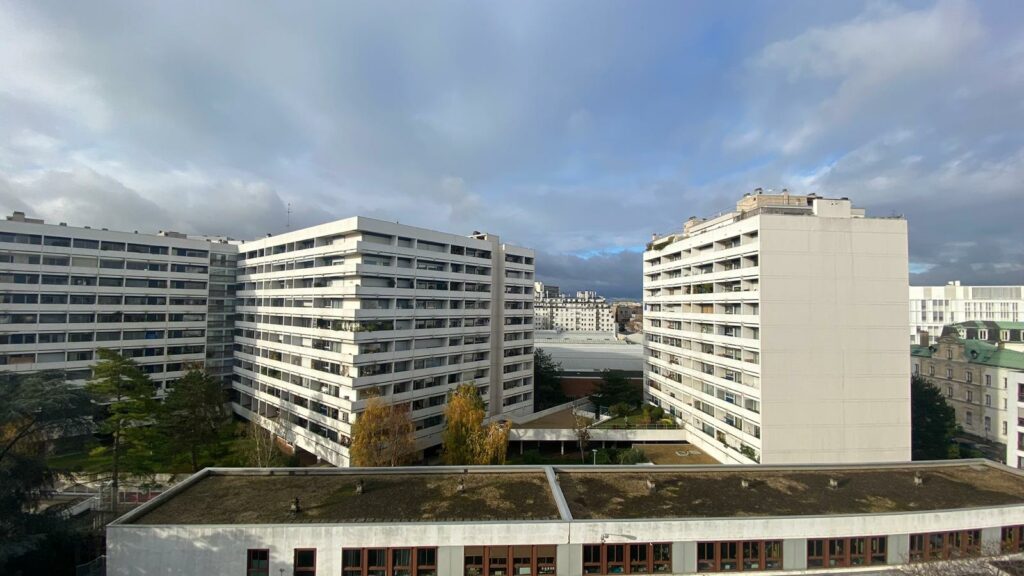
108,461,1024,575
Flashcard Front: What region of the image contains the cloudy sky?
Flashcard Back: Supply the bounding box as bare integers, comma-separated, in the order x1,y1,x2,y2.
1,1,1021,298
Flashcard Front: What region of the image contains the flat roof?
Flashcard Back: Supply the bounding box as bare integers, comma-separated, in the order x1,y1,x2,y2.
116,461,1024,526
558,463,1024,520
128,470,559,525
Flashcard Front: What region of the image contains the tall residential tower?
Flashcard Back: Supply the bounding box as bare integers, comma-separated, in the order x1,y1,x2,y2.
231,218,535,466
643,192,910,465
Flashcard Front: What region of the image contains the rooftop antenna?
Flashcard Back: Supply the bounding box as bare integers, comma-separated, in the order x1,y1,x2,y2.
286,203,292,230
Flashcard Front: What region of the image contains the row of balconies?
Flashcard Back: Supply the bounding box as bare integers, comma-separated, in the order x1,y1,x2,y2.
644,234,759,270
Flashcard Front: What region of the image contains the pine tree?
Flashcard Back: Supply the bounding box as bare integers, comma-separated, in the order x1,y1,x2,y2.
157,366,230,472
533,348,566,410
86,349,158,510
911,375,957,460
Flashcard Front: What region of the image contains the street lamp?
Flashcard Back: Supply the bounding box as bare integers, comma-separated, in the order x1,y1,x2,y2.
592,448,598,465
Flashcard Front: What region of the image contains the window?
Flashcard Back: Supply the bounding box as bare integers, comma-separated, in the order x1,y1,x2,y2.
583,543,669,574
909,530,981,562
342,547,436,576
966,371,973,383
73,238,99,250
699,541,780,572
44,235,72,247
966,411,973,426
464,546,557,576
247,549,269,576
986,374,992,387
1003,526,1024,554
294,549,316,576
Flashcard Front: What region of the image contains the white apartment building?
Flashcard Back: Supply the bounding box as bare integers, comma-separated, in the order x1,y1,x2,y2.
533,282,616,333
643,192,911,465
910,282,1023,343
231,218,535,466
0,212,237,391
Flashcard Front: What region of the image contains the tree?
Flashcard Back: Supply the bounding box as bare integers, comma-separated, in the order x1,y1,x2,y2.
911,375,957,460
441,384,510,465
240,419,284,468
0,370,90,570
592,370,642,412
350,393,416,467
156,366,231,472
571,407,593,464
86,349,158,510
533,348,566,410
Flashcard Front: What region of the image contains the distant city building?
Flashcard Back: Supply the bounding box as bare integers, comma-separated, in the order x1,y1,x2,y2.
533,282,615,333
107,461,1024,576
232,218,536,466
911,321,1024,468
644,191,910,465
0,211,239,391
910,282,1023,343
613,301,642,333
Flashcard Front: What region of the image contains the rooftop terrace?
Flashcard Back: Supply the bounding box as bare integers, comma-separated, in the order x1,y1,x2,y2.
117,461,1024,526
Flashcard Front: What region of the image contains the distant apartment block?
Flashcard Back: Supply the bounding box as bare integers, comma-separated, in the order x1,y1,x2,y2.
910,282,1024,343
0,212,238,391
533,282,615,333
231,218,535,466
912,321,1024,468
643,191,911,465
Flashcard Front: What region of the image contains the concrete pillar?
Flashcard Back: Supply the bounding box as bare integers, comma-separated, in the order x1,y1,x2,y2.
439,545,463,576
564,543,583,576
888,534,910,565
783,539,807,571
982,527,1002,556
674,541,696,573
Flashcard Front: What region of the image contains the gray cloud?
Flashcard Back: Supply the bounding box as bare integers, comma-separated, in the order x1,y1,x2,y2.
0,1,1021,299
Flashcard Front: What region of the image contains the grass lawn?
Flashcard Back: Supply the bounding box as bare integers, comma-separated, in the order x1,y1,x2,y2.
47,435,273,475
592,407,647,429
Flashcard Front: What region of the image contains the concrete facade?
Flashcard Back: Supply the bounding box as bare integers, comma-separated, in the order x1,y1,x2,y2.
0,211,239,391
231,218,536,466
643,192,911,465
534,282,616,333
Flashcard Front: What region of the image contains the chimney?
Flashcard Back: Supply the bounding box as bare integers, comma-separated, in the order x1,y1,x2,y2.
918,331,930,347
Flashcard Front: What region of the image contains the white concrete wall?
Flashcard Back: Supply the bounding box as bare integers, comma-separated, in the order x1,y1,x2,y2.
759,214,911,464
108,503,1024,575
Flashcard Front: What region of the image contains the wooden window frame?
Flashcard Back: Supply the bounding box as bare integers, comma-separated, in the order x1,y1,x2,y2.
463,546,557,576
247,549,270,576
1003,526,1024,554
699,540,783,572
342,547,438,576
909,531,981,562
808,537,886,568
293,548,316,576
582,543,670,574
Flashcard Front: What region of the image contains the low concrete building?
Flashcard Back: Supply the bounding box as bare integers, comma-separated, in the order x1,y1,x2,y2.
534,330,643,397
107,461,1024,576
